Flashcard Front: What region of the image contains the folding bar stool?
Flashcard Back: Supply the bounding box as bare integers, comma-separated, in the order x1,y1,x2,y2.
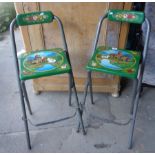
10,11,86,149
82,10,150,149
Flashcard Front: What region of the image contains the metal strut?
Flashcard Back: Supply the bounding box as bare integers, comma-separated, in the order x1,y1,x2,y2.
22,111,77,127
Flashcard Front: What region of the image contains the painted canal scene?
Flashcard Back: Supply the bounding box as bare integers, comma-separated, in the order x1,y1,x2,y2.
95,49,136,71
23,51,65,73
87,47,140,78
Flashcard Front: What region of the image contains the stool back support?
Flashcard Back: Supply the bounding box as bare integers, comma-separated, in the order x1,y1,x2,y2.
16,11,54,26
108,9,145,24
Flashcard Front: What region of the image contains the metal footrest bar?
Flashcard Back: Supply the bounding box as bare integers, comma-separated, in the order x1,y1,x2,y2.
142,82,155,88
22,111,77,127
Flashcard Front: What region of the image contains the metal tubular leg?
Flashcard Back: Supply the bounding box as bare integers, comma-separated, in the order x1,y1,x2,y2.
70,73,86,135
128,17,150,149
20,81,31,149
21,82,33,115
77,123,81,133
130,79,138,115
82,79,89,106
73,84,86,135
77,78,89,132
69,74,73,106
128,89,140,149
88,71,94,104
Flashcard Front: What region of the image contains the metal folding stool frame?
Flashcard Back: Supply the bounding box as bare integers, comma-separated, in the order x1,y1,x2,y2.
10,14,86,150
81,12,150,149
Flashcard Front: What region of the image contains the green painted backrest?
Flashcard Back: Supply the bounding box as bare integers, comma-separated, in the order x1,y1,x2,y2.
16,11,54,26
108,9,145,24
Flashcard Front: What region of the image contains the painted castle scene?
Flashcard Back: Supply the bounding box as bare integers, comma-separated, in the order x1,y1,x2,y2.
23,51,66,72
96,49,136,70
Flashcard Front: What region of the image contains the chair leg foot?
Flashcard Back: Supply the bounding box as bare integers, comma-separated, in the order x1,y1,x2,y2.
128,91,140,150
83,130,87,135
69,72,86,135
76,121,87,135
19,82,31,150
76,107,86,135
28,144,31,150
22,116,31,150
76,122,81,133
128,142,132,149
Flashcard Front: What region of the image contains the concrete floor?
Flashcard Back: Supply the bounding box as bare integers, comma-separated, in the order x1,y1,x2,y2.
0,29,155,153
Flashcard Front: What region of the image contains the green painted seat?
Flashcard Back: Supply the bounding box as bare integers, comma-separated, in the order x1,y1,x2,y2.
18,48,71,80
86,46,141,79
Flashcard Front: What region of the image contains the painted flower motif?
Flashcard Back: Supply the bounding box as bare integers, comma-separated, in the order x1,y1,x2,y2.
115,13,136,20
115,14,120,18
39,15,44,20
127,14,136,19
123,14,128,18
33,15,38,21
24,14,47,23
92,61,97,67
43,15,47,19
61,64,67,69
25,16,33,21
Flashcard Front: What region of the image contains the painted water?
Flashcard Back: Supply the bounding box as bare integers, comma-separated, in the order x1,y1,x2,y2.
37,64,56,72
101,59,121,70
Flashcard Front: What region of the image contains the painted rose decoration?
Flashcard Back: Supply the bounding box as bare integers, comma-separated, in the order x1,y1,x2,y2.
115,13,136,20
24,13,48,23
